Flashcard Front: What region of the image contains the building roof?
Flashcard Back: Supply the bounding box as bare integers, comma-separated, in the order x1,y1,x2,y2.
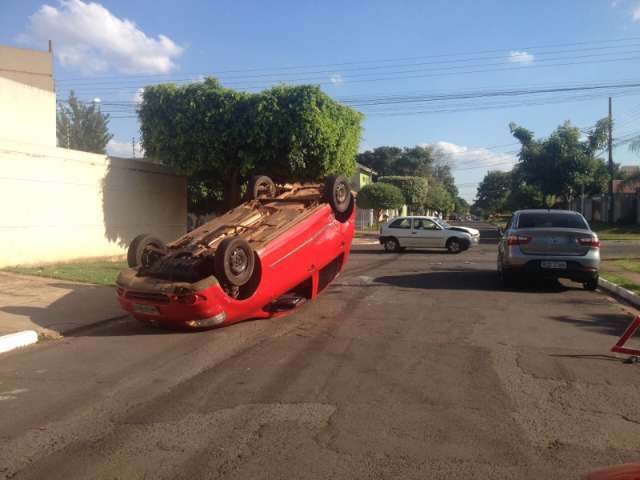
356,162,377,175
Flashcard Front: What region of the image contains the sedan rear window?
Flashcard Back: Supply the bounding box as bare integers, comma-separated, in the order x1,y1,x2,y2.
517,212,588,230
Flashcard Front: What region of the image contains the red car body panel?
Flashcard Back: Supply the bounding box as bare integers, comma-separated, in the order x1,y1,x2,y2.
116,203,355,328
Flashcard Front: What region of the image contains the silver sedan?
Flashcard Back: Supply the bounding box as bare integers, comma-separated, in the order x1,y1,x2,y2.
497,209,600,290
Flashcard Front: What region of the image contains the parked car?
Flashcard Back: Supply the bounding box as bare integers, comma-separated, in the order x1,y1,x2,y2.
497,209,600,289
115,175,355,329
379,215,479,253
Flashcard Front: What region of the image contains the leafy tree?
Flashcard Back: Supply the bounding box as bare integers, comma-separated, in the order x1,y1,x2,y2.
378,176,428,214
356,146,403,175
474,170,512,215
357,182,405,223
139,78,363,210
453,197,470,214
425,183,455,215
509,120,610,204
56,90,113,154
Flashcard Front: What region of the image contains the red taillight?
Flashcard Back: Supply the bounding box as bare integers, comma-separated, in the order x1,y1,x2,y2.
578,237,601,248
175,293,207,305
506,235,532,246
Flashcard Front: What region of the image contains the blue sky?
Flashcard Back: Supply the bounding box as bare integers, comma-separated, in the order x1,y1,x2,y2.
2,0,640,200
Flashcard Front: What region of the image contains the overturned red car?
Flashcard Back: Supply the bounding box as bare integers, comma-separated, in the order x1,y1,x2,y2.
115,175,355,328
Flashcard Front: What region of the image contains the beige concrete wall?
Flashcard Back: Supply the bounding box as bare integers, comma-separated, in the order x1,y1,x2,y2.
0,45,55,147
0,140,187,268
0,76,56,146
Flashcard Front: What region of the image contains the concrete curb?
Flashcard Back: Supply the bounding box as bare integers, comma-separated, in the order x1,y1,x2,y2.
0,330,38,355
599,277,640,309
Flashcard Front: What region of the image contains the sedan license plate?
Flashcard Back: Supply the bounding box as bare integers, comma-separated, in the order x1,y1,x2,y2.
133,303,159,315
540,261,567,270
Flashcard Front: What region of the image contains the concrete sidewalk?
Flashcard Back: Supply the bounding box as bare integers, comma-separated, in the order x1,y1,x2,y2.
0,272,125,342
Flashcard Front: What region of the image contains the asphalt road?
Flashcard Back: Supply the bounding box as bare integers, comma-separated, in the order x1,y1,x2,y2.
1,226,639,479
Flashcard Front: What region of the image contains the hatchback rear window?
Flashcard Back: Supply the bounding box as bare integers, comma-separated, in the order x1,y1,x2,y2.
517,212,588,230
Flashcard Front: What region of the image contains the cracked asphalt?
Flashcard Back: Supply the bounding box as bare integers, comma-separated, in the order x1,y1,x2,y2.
1,229,639,479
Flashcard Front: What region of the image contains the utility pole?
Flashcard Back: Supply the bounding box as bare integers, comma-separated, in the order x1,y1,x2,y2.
608,97,614,224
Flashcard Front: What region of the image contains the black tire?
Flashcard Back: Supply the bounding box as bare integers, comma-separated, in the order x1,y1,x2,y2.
499,266,516,288
248,175,276,200
446,238,462,254
215,236,255,287
324,175,353,214
584,275,599,291
127,234,166,268
383,237,401,252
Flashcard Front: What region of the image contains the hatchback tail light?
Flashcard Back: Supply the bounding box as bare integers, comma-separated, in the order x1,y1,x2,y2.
506,235,532,246
175,293,207,305
578,237,601,248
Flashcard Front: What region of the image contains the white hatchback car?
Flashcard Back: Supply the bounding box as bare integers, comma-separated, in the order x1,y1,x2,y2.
379,216,480,253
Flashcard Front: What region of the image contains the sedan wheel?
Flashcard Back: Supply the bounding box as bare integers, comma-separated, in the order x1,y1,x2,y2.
447,239,462,254
384,238,400,252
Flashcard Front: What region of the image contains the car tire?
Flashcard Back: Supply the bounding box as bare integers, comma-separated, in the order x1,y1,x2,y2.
383,237,401,252
446,238,462,254
583,275,599,291
499,266,516,288
324,175,353,214
215,236,256,287
248,175,276,200
127,234,166,268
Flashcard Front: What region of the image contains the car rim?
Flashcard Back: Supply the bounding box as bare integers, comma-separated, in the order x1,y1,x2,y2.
229,248,248,275
386,240,396,251
450,242,460,252
257,181,272,198
335,183,348,204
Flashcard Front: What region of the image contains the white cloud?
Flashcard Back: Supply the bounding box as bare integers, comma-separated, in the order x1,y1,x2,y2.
19,0,184,74
330,73,343,85
133,87,144,104
508,50,535,65
427,141,517,171
633,5,640,20
107,139,144,158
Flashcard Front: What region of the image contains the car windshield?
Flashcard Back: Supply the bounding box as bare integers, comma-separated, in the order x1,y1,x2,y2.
517,212,589,230
434,219,450,228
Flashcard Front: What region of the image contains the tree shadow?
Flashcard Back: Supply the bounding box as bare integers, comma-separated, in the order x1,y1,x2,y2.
101,158,187,248
548,312,636,338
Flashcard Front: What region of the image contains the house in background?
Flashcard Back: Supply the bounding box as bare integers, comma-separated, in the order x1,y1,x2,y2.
351,163,376,229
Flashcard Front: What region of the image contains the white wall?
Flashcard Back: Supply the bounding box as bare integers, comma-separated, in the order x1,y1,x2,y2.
0,76,56,147
0,140,187,267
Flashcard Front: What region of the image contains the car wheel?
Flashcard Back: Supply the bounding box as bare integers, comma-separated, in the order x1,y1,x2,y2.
583,275,599,291
383,238,400,252
248,175,276,200
127,234,166,268
215,236,256,287
324,175,353,214
446,238,462,254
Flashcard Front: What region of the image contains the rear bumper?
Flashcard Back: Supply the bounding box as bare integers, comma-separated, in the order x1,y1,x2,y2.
505,260,599,282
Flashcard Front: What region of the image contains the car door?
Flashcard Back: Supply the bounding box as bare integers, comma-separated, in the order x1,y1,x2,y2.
411,218,442,248
386,217,413,247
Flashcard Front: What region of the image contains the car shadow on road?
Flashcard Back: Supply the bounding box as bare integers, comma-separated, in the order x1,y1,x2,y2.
374,270,582,293
548,313,636,338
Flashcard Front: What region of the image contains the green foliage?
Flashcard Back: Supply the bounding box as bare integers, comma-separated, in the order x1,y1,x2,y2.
357,182,405,211
425,183,455,214
474,170,512,215
511,120,610,201
378,176,428,213
454,196,470,214
56,91,113,154
139,78,363,210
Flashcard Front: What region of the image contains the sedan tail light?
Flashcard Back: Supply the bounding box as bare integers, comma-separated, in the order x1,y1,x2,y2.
175,293,207,305
506,235,532,246
578,237,601,248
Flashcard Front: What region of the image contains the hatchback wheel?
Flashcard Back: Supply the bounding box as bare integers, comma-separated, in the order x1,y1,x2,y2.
446,238,462,254
384,238,400,252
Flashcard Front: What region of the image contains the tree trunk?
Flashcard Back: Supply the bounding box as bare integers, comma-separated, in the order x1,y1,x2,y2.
223,170,242,211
